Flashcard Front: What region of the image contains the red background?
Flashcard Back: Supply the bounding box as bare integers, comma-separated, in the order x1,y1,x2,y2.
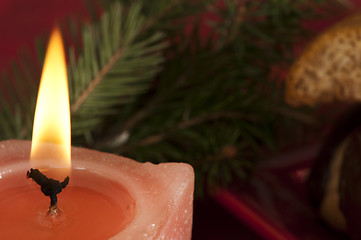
1,0,361,239
0,0,361,72
0,0,88,71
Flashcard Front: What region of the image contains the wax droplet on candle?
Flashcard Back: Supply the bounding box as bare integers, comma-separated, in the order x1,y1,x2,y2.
37,209,66,228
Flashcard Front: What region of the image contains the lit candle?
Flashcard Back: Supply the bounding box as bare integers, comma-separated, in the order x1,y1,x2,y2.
0,28,194,239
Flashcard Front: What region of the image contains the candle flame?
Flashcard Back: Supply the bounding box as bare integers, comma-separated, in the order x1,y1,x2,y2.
30,27,71,179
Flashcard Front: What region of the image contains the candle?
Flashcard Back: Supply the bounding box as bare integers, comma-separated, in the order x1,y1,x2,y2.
0,140,194,239
0,27,194,239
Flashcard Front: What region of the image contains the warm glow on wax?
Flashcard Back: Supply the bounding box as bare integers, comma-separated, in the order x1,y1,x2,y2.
30,27,71,177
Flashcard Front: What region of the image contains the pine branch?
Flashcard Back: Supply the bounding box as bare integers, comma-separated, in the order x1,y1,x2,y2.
118,111,260,153
100,0,336,196
0,57,39,140
71,47,123,113
69,2,169,138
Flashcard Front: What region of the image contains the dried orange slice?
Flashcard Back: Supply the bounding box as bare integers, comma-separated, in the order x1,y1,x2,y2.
286,14,361,106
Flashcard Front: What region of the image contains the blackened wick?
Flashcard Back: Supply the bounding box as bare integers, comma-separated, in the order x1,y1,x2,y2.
26,168,69,207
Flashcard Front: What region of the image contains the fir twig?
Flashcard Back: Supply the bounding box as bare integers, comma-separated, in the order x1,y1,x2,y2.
69,2,168,139
71,48,123,113
118,110,260,153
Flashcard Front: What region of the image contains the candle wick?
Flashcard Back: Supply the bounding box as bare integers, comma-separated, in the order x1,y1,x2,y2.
26,168,70,210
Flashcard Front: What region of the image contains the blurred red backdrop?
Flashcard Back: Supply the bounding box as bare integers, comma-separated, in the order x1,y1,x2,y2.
0,0,87,71
1,1,361,239
0,0,361,72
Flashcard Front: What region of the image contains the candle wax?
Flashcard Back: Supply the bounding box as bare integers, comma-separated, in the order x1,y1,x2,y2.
0,169,135,240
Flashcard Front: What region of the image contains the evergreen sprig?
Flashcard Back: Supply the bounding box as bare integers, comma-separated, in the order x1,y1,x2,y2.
0,0,338,196
69,2,168,139
0,55,38,139
114,39,275,196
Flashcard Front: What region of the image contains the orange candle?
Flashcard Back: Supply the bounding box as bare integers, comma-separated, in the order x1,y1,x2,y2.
0,140,194,239
0,28,194,239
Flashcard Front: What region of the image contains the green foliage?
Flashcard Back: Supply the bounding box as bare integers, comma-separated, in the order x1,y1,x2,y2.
0,53,38,140
69,2,168,138
0,0,338,196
